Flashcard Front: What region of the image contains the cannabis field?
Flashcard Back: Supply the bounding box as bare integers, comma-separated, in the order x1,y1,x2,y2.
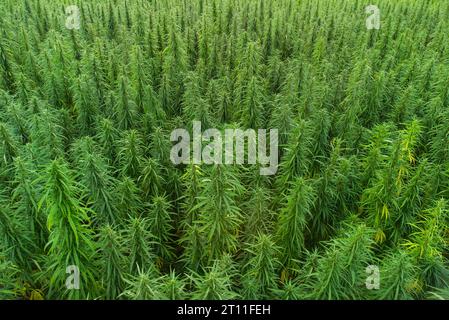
0,0,448,300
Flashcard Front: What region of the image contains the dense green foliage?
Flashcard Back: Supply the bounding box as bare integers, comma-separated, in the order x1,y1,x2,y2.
0,0,448,300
